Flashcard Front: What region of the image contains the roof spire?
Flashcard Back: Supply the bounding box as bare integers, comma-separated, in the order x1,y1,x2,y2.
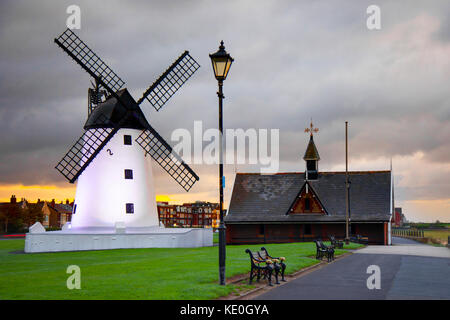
303,119,320,161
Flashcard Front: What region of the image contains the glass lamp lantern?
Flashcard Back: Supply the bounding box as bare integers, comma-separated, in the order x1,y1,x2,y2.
209,41,234,81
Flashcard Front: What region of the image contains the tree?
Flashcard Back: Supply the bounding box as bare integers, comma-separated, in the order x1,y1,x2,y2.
22,203,44,228
0,204,22,233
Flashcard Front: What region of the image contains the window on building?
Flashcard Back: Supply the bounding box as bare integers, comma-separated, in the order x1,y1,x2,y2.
124,135,132,145
126,203,134,214
305,198,311,211
307,160,316,171
350,224,356,235
124,169,133,180
259,224,265,235
304,224,312,235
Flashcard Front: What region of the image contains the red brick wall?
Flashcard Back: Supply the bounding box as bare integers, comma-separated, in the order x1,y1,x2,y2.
226,223,386,245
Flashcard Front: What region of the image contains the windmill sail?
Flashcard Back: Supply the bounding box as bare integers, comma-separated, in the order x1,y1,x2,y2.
54,29,128,183
55,126,116,183
54,28,125,95
137,51,200,111
136,127,199,192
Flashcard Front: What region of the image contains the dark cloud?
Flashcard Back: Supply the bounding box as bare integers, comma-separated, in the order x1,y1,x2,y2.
0,1,449,216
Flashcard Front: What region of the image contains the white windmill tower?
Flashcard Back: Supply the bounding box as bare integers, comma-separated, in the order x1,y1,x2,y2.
53,29,200,231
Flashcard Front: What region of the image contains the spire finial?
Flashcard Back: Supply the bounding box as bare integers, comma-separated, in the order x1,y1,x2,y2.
304,119,319,137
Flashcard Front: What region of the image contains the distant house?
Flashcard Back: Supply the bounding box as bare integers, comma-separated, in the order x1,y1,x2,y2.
157,201,219,229
0,195,72,232
44,199,73,228
391,207,405,227
0,195,28,233
225,133,392,245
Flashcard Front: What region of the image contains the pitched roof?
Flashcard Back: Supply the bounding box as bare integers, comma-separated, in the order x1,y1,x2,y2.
225,171,391,223
53,203,73,214
303,135,320,160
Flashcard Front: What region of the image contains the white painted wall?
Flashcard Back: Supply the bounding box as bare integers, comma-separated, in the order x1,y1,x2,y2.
25,228,213,252
71,128,159,228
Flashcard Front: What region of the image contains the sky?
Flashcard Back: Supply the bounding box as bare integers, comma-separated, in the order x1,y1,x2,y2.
0,0,449,222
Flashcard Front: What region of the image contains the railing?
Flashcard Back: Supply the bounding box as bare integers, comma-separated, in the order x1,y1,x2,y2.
392,228,424,238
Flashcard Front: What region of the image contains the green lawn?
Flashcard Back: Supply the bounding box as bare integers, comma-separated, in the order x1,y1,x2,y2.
424,230,450,245
0,239,362,300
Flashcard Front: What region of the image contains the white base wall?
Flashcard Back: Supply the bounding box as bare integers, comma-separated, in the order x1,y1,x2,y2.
24,227,213,253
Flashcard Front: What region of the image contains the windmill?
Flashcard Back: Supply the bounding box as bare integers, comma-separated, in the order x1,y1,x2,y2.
54,28,200,229
87,78,107,115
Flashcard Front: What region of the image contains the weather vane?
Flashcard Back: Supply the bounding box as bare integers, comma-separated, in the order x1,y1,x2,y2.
305,119,319,137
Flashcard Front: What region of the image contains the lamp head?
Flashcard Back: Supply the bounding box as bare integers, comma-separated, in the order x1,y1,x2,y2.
209,40,234,81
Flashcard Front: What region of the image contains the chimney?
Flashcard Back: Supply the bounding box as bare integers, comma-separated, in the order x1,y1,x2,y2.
10,195,16,204
51,199,55,207
66,199,69,205
37,198,41,203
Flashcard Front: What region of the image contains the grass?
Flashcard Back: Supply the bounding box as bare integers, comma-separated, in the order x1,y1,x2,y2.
424,230,450,245
0,239,362,300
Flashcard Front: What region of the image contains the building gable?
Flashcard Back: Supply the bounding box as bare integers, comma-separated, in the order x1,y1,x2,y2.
288,182,326,215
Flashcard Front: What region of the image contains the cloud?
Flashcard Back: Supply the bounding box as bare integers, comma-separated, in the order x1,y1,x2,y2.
0,0,449,222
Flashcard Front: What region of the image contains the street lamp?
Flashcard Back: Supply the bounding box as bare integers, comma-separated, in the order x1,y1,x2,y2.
210,41,233,286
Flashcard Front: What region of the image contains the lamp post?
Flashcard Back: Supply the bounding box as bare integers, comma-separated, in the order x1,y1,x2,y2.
209,41,233,286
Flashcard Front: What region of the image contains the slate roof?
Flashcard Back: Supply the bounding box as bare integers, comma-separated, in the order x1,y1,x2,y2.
303,136,320,160
52,203,73,214
225,171,391,223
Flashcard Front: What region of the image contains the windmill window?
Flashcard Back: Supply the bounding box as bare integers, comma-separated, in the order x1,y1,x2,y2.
126,203,134,214
124,135,132,145
305,198,311,211
124,169,133,180
72,204,77,214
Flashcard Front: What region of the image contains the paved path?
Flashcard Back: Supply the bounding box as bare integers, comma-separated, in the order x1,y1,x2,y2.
254,237,450,300
356,237,450,258
391,237,425,245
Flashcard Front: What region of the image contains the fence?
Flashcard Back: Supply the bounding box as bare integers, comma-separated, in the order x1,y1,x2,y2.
392,228,424,238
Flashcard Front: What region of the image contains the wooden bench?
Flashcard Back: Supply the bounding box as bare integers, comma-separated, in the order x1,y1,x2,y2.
245,249,275,286
350,234,369,245
259,247,287,283
329,235,344,249
314,239,334,262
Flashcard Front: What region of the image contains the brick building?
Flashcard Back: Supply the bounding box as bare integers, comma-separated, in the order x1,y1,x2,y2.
391,207,405,227
225,133,393,245
0,195,73,232
157,201,219,228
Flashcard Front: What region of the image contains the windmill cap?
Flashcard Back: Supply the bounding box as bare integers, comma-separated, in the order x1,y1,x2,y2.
84,89,149,130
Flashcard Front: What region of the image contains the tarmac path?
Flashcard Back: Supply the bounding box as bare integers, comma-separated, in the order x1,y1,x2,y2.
254,237,450,300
